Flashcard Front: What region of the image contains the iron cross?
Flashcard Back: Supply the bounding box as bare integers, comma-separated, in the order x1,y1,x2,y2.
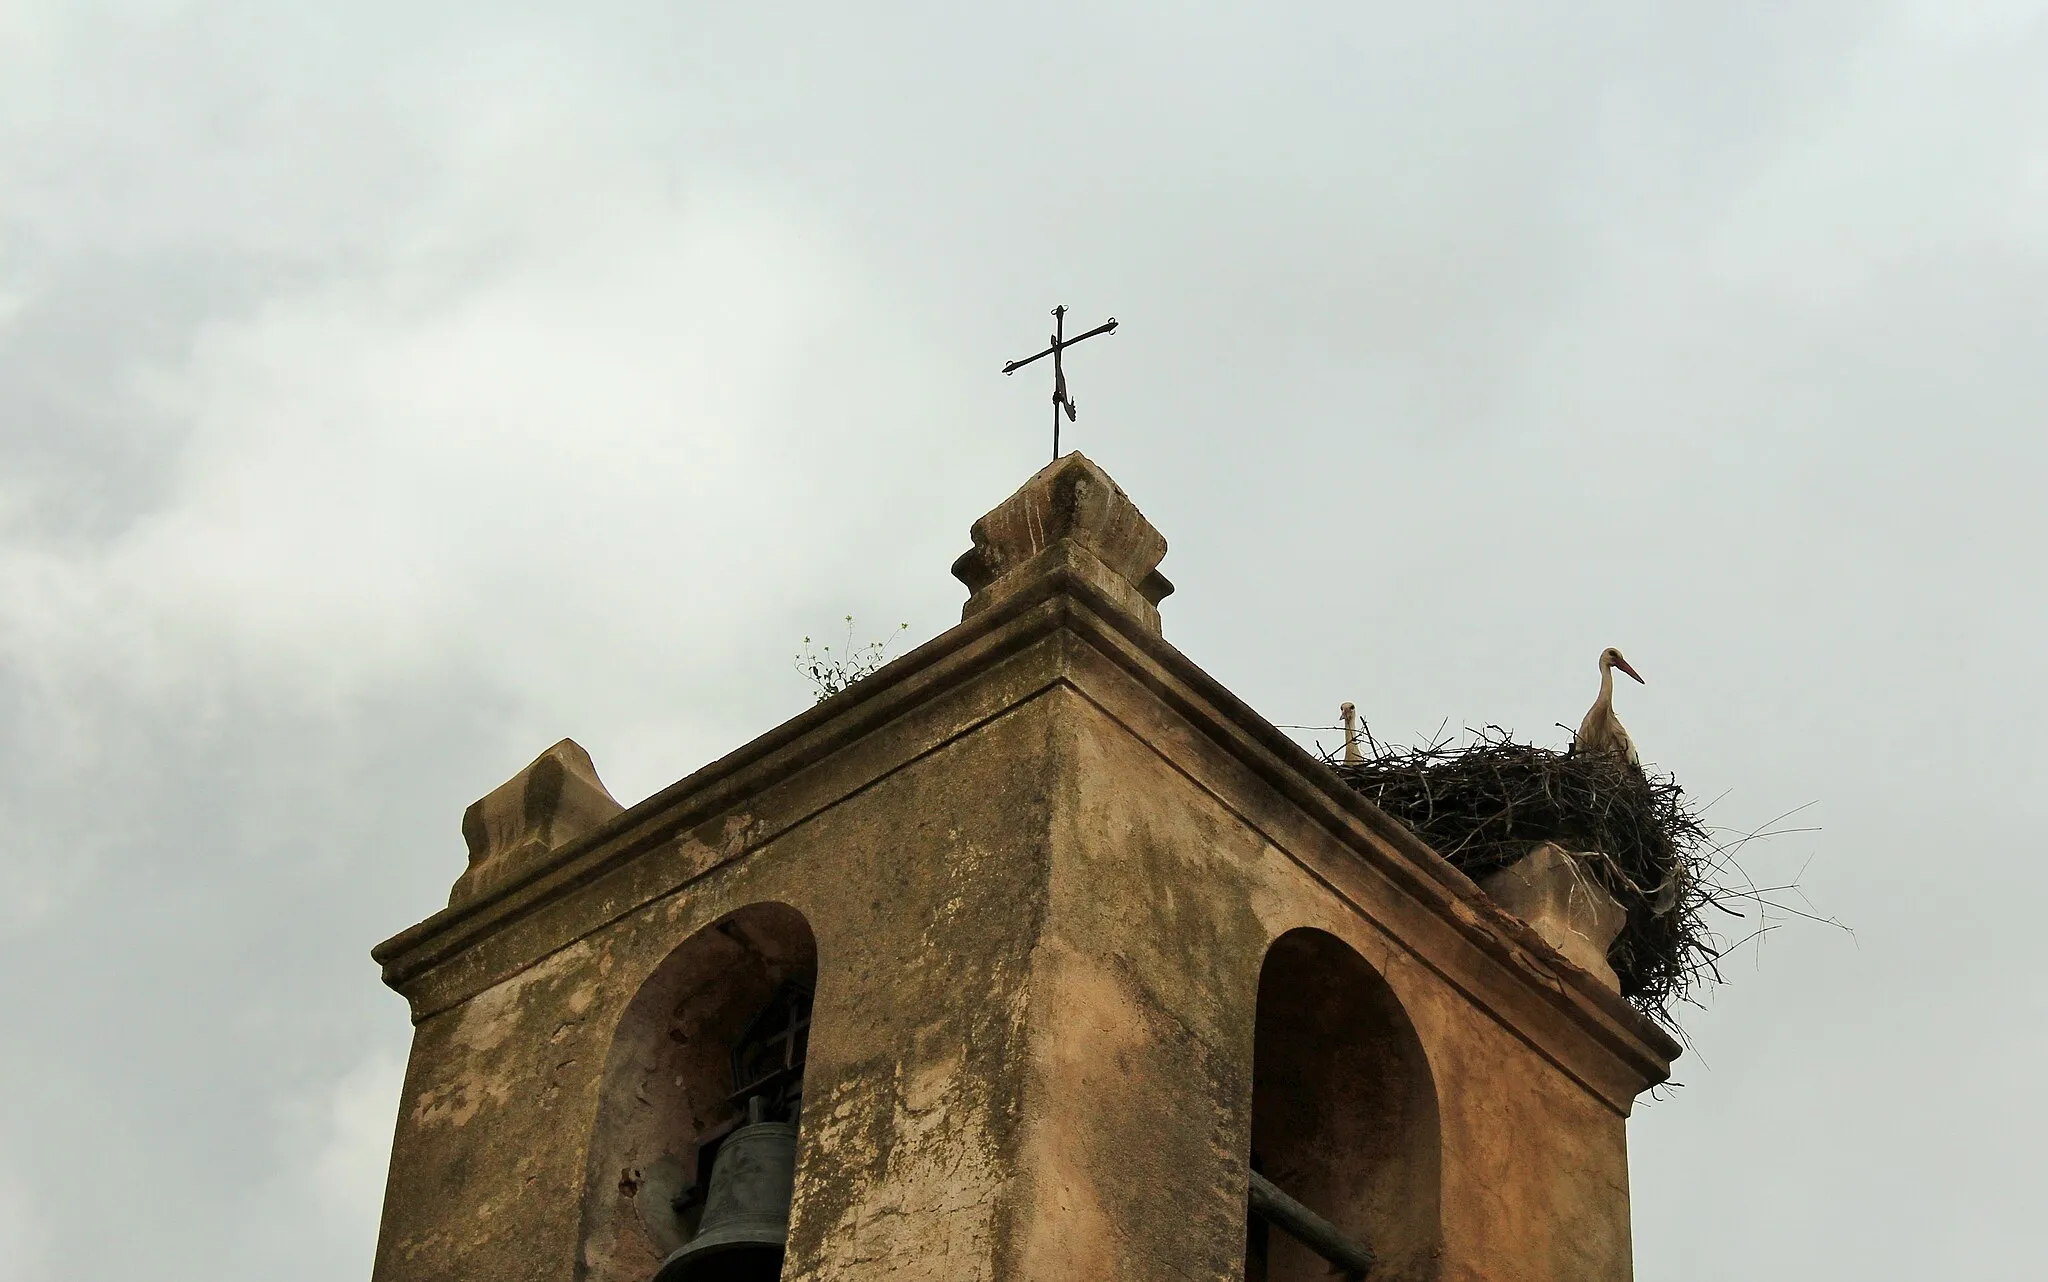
1002,305,1118,460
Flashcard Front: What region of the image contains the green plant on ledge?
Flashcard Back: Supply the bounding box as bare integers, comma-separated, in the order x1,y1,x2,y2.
795,617,910,703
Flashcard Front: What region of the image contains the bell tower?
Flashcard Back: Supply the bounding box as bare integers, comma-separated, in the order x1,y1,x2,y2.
369,453,1678,1282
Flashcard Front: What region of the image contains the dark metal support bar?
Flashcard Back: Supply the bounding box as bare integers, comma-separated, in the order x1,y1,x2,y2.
1051,305,1065,458
1001,306,1119,459
1248,1170,1375,1278
998,320,1119,375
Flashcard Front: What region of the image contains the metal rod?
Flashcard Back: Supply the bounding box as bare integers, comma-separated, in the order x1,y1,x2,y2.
1001,307,1118,459
1248,1170,1375,1278
1051,306,1065,458
999,320,1116,375
1001,348,1052,374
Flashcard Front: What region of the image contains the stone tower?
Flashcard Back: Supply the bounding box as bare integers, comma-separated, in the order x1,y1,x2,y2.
369,453,1678,1282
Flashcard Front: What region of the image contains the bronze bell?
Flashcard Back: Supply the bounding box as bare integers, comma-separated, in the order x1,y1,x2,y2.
653,1099,798,1282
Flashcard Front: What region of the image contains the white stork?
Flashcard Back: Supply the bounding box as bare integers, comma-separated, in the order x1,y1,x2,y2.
1339,701,1363,765
1576,647,1646,766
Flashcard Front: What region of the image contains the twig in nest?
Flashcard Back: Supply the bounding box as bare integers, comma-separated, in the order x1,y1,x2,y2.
1320,723,1830,1029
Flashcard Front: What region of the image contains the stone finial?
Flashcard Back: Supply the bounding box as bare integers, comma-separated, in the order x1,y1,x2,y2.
1480,843,1629,992
452,739,624,906
950,452,1174,633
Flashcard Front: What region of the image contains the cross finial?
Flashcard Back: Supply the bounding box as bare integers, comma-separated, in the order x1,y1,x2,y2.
1001,304,1118,459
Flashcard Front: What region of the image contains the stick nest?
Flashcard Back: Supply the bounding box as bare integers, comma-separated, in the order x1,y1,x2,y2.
1327,725,1720,1023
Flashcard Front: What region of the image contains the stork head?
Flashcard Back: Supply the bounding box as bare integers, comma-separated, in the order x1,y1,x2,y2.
1600,647,1645,683
1339,701,1356,720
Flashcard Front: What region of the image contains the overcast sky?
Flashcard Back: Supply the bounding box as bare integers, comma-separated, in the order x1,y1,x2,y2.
3,2,2045,1278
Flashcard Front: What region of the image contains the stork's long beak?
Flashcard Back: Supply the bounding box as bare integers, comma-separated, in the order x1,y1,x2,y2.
1615,657,1645,684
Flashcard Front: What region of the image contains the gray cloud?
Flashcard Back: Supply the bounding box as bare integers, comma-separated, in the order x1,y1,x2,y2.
3,2,2044,1278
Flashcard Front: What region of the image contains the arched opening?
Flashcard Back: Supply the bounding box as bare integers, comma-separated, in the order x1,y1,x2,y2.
1246,928,1441,1282
579,902,817,1282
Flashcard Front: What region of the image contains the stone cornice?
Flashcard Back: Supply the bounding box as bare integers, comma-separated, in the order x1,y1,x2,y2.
373,562,1679,1101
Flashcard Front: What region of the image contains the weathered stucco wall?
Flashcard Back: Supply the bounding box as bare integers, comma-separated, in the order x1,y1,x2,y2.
375,679,1066,1282
1029,668,1643,1282
369,453,1675,1282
